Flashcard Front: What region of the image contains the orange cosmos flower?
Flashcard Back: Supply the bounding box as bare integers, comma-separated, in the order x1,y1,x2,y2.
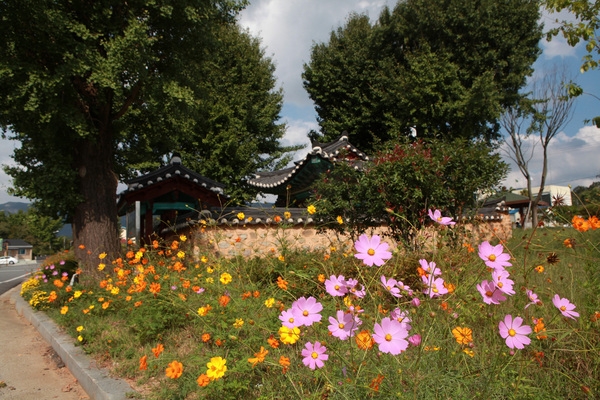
248,346,269,367
267,335,280,349
165,360,183,379
278,356,290,374
273,215,282,223
241,291,252,300
369,374,385,392
563,238,574,248
139,355,148,371
535,265,544,273
201,333,211,343
149,282,161,296
102,301,110,310
215,338,225,347
197,373,210,387
276,276,288,290
318,274,326,283
253,290,260,298
170,240,179,250
78,244,85,249
134,301,142,307
452,326,473,345
218,295,230,307
355,330,374,350
53,279,64,288
152,343,164,358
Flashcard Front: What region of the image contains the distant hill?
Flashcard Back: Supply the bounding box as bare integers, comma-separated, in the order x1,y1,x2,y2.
0,201,30,214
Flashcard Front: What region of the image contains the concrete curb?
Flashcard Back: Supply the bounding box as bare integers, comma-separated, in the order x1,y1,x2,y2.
10,288,137,400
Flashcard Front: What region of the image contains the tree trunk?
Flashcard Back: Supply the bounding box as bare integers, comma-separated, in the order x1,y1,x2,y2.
72,133,120,282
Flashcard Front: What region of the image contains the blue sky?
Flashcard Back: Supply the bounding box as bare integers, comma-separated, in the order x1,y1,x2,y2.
1,1,599,203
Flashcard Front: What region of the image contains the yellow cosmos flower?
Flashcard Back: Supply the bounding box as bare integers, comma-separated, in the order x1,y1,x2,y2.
284,211,291,220
110,287,119,295
177,250,185,259
307,205,316,215
220,272,232,285
237,212,245,220
264,297,275,308
179,234,187,242
278,326,300,345
76,325,84,332
337,215,344,224
197,305,212,316
205,277,214,284
98,252,107,260
233,318,244,328
206,266,214,274
77,335,83,342
206,357,227,381
201,256,208,263
74,291,82,299
98,263,105,271
60,306,68,315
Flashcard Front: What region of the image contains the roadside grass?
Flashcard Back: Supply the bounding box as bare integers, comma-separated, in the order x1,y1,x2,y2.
20,222,600,399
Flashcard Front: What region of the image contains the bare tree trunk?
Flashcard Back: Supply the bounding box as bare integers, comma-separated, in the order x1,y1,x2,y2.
72,133,120,283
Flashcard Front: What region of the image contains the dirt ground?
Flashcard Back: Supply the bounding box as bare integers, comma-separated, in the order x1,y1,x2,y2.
0,293,89,400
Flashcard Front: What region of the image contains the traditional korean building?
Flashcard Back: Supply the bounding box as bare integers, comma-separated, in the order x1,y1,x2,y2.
117,153,227,244
247,134,369,207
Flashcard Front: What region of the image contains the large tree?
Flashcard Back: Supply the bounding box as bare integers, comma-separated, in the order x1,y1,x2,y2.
0,0,292,275
302,0,542,151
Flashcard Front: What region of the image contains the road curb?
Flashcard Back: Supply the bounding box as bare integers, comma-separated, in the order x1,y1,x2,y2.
10,287,137,400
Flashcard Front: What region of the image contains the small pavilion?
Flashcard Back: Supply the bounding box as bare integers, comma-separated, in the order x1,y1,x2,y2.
117,154,227,244
247,134,369,206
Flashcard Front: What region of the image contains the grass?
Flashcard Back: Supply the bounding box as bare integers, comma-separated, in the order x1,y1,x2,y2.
20,220,600,400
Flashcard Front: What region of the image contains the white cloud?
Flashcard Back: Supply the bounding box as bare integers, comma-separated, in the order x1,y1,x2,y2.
239,0,395,108
501,125,600,190
0,137,26,204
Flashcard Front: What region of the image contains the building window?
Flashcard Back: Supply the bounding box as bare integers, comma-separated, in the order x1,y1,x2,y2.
19,248,26,255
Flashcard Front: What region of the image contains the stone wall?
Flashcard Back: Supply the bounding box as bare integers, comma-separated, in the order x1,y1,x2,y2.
186,212,512,258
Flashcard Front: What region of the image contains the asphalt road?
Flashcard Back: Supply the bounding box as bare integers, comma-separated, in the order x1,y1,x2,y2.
0,261,38,296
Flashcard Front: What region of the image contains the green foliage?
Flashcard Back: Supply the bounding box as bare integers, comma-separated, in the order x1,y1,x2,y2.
302,0,542,150
543,0,600,126
312,139,507,247
0,0,289,270
0,208,64,255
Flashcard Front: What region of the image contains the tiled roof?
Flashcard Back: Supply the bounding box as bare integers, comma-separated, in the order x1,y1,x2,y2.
5,238,33,248
248,134,369,190
120,154,226,197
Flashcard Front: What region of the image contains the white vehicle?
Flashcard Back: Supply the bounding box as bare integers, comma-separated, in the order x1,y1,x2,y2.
0,256,18,265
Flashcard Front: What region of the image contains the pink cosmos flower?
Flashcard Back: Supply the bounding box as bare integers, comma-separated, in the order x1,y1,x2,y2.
328,310,360,340
373,317,409,355
491,269,515,295
301,341,328,370
428,209,456,226
390,308,412,331
396,280,413,296
422,275,448,298
477,280,507,305
279,308,298,328
411,297,421,307
291,296,323,327
380,275,402,298
408,334,421,346
324,275,348,297
354,234,392,266
346,278,366,298
498,314,532,349
552,294,580,319
419,259,441,276
524,289,541,309
478,241,512,270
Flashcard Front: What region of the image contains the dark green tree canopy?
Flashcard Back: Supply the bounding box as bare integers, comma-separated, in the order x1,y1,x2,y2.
302,0,542,151
0,0,293,273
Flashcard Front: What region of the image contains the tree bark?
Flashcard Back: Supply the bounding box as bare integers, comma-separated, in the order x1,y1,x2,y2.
72,132,120,282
